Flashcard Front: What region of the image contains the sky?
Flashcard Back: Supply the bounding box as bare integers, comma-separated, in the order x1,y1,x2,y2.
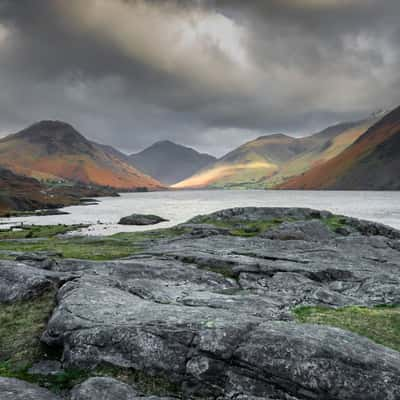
0,0,399,156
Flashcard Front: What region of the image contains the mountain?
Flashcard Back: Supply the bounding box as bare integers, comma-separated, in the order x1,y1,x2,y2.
173,117,378,189
0,121,162,190
129,140,217,185
0,168,117,216
172,134,309,189
279,105,400,190
266,117,380,187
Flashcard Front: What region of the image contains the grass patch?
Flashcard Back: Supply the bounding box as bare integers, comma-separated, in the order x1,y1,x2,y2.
294,305,400,352
0,226,187,261
0,224,85,240
0,290,56,367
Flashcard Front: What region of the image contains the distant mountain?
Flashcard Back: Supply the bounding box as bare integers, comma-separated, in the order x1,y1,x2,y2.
173,116,378,189
279,105,400,190
0,121,163,190
129,140,217,185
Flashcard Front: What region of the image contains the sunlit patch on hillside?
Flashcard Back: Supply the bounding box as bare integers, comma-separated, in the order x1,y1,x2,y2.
172,161,278,189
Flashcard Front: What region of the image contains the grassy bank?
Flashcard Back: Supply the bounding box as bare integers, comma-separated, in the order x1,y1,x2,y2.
0,225,186,260
294,305,400,352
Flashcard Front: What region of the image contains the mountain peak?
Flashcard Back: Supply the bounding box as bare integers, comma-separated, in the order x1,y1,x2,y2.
129,140,216,185
16,120,84,139
11,120,91,154
153,139,176,146
31,120,74,129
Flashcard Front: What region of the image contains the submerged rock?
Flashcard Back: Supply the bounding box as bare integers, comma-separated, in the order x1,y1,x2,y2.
118,214,168,226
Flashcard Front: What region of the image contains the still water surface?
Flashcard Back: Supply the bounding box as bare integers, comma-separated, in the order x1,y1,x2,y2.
1,190,400,235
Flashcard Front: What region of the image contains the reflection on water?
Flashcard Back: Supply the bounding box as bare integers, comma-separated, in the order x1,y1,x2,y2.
1,190,400,236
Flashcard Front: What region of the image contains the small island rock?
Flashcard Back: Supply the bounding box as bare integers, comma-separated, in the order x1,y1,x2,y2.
118,214,168,226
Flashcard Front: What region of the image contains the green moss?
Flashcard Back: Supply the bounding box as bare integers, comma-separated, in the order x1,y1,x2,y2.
294,305,400,351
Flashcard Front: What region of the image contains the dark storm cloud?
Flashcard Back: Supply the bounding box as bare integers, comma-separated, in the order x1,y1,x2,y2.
0,0,399,156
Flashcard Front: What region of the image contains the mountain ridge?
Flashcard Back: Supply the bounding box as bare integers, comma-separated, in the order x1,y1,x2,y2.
173,116,379,189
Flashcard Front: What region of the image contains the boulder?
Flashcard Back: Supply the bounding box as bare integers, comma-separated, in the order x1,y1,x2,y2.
118,214,168,226
0,260,70,303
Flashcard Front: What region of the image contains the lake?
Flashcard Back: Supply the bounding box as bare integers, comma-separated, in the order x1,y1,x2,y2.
1,190,400,235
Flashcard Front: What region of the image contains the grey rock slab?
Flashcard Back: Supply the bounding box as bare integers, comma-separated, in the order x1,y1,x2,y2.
0,377,61,400
231,321,400,400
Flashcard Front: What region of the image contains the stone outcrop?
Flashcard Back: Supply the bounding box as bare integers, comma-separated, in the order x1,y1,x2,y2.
1,208,400,399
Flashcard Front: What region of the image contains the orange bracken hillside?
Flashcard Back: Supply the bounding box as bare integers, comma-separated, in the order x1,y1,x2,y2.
0,121,163,190
279,105,400,190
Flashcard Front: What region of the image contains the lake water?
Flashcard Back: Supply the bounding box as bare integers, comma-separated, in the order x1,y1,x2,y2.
1,190,400,235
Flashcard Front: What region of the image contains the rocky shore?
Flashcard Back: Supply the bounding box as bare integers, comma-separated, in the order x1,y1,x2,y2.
1,207,400,399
